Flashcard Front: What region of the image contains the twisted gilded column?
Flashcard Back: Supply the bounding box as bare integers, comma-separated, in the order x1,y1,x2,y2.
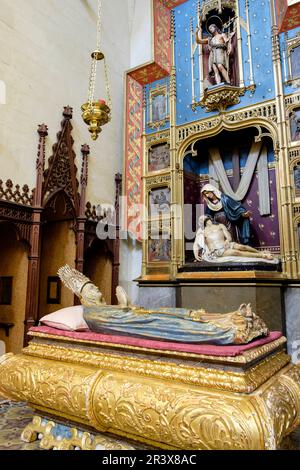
170,10,181,279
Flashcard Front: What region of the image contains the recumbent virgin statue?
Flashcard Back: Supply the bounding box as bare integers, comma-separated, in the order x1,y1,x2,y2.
57,265,269,346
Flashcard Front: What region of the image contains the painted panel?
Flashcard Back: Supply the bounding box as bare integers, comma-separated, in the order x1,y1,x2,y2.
125,76,144,236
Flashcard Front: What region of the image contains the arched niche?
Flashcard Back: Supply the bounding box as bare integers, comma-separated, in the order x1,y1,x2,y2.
83,238,113,305
199,5,239,88
39,190,77,318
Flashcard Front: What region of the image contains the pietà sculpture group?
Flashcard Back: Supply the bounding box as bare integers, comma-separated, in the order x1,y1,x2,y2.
57,265,269,346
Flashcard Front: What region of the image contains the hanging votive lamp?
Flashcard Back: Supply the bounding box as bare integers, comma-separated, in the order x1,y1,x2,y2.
81,0,112,141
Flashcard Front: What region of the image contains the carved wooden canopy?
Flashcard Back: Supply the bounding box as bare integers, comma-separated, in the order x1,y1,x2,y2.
42,106,80,217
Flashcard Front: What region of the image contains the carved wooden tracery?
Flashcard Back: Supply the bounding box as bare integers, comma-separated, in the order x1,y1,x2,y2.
0,107,121,344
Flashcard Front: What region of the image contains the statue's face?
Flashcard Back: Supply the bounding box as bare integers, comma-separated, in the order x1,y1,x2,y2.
209,24,217,34
81,283,103,305
199,215,211,229
204,191,218,202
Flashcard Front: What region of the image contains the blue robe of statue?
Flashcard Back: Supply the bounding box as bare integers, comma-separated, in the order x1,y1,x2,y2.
206,193,251,245
83,306,237,345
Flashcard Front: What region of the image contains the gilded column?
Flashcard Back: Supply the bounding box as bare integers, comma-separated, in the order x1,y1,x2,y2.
190,17,196,105
170,10,180,279
197,0,204,101
142,88,148,277
270,0,297,278
235,0,244,88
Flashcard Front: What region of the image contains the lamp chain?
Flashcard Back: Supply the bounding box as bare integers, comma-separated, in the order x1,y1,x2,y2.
104,57,112,112
87,0,111,113
96,0,102,51
88,58,97,107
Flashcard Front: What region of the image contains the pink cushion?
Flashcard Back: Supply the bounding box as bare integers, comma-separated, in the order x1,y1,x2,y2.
39,306,89,332
29,326,283,357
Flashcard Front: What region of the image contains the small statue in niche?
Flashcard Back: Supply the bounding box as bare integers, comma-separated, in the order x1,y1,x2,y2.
290,110,300,142
196,18,235,86
193,215,277,264
201,184,251,245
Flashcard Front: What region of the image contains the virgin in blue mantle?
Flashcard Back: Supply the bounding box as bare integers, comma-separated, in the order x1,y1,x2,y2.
206,194,251,245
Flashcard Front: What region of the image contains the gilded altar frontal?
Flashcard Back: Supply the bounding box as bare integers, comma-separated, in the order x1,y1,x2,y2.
1,0,300,455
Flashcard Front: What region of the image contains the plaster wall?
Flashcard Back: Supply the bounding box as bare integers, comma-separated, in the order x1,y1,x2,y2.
128,0,152,69
0,0,131,205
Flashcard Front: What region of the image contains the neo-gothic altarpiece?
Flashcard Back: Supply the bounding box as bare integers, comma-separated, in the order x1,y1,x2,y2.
124,0,300,350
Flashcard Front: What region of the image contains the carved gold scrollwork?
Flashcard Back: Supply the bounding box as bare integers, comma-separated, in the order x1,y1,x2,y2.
145,174,171,190
91,373,261,450
195,85,246,113
258,368,300,449
0,354,99,421
1,349,300,450
146,130,170,146
23,342,290,393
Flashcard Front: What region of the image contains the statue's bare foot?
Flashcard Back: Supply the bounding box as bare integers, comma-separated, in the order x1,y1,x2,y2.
239,304,255,329
239,303,254,319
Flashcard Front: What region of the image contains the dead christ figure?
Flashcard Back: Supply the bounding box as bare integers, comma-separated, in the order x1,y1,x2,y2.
194,216,275,263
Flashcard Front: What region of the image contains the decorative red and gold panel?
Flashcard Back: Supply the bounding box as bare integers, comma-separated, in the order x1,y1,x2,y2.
129,63,169,87
128,0,172,85
162,0,187,8
124,75,143,237
154,0,172,73
276,0,300,32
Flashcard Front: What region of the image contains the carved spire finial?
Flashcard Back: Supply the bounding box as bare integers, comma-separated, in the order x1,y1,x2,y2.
80,144,90,187
63,106,73,120
81,143,90,156
37,123,48,138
